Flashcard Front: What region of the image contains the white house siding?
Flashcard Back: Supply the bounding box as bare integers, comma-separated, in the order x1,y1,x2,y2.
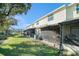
66,4,79,20
26,25,34,29
48,8,66,25
66,4,75,20
35,17,48,28
73,4,79,19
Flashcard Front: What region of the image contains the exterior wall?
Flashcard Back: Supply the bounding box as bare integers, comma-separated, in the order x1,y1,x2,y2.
73,4,79,18
26,25,34,29
66,4,79,20
66,5,74,20
47,8,66,25
35,17,48,28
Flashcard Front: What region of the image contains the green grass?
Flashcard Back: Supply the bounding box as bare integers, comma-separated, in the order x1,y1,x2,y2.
0,35,59,56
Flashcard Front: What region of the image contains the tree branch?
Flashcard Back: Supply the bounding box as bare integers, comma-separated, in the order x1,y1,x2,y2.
6,6,13,16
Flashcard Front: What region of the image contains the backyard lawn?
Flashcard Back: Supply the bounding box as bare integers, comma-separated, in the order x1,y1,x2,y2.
0,35,59,56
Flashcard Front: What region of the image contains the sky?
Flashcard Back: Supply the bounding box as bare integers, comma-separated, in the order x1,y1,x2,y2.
13,3,67,29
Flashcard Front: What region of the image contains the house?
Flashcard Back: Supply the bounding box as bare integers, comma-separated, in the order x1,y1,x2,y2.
24,3,79,55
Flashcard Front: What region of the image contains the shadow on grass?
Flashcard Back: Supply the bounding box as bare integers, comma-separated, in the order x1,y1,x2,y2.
0,42,59,56
16,36,27,38
11,34,28,38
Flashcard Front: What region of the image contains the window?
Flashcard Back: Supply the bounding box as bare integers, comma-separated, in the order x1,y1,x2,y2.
36,22,39,25
76,4,79,13
48,14,53,21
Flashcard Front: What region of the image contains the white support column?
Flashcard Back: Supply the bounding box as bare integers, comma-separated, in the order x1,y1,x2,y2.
35,28,41,39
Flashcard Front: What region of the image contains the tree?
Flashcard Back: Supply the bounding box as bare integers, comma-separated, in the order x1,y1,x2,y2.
0,3,31,31
0,17,17,31
0,3,31,38
0,3,31,17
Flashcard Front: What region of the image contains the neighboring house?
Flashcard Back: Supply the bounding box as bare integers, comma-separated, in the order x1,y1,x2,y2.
24,3,79,55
